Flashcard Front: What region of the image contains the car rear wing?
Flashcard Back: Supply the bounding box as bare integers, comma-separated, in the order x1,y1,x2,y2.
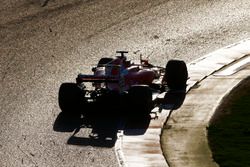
76,74,119,84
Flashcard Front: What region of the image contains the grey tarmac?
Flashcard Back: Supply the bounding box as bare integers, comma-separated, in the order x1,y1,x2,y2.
0,0,250,166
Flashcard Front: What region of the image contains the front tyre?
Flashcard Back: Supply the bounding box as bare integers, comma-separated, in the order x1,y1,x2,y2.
164,60,188,90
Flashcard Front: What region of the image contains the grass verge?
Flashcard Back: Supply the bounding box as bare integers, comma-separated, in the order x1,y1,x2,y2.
208,77,250,167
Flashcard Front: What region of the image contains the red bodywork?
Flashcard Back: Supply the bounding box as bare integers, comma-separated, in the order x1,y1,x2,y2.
77,54,163,93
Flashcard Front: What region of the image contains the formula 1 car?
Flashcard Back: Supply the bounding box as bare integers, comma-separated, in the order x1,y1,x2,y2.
59,51,188,115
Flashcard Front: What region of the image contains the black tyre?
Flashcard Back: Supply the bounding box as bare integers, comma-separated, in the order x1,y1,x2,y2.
97,58,113,67
58,83,86,114
128,85,153,116
164,60,188,89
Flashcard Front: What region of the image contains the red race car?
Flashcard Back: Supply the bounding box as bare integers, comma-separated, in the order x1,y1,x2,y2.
59,51,188,115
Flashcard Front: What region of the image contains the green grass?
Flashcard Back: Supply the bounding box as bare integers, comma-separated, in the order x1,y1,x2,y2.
208,84,250,167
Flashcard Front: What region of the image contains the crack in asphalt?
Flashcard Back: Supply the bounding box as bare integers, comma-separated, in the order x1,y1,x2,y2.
40,0,50,7
1,0,168,45
0,0,93,29
84,0,168,41
17,145,38,167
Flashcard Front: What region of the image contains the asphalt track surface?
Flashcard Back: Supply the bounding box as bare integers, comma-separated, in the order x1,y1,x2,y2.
0,0,250,166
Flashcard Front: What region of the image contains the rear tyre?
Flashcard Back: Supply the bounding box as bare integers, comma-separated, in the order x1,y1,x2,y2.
58,83,86,115
164,60,188,90
128,85,153,116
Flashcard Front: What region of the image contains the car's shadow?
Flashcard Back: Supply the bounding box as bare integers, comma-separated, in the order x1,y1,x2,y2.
53,83,186,148
160,88,186,110
53,101,123,148
66,114,120,148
